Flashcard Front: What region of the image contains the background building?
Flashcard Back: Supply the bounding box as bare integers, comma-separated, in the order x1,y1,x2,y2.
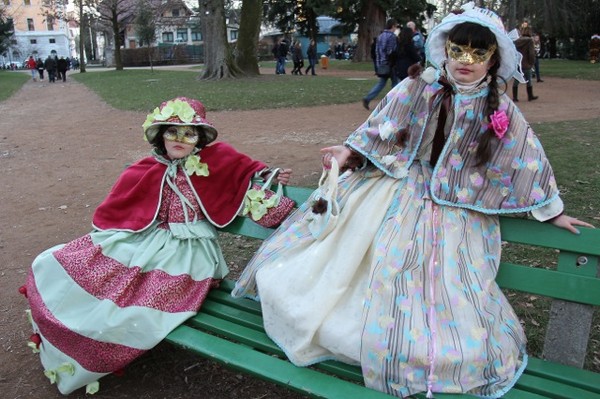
2,0,70,66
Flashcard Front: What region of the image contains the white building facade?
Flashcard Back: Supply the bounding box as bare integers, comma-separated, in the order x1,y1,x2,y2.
2,0,71,65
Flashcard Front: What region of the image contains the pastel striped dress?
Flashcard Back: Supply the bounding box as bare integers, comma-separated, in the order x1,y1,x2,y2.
233,79,532,398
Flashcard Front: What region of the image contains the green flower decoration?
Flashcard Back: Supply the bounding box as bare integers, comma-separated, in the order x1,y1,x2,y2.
142,100,197,133
86,381,100,395
44,369,58,384
57,362,75,375
27,341,40,353
44,362,75,384
243,188,278,221
184,155,209,177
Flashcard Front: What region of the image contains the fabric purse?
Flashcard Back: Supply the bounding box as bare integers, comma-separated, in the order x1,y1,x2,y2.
243,169,295,228
308,158,340,240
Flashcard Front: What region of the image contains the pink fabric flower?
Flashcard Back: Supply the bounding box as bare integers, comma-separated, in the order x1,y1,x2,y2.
489,110,509,139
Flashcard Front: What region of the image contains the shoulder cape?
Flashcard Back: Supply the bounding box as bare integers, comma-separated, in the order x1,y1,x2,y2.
345,74,559,215
93,142,267,230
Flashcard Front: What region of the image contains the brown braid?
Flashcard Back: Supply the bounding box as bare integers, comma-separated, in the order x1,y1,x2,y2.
475,52,502,166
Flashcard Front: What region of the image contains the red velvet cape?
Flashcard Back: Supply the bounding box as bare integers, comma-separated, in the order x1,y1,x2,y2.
93,142,267,230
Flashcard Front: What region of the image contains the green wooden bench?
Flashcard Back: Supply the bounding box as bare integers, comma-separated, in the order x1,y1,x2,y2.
165,186,600,399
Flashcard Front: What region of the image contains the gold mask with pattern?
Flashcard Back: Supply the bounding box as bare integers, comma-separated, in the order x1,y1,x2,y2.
445,40,496,65
163,126,199,145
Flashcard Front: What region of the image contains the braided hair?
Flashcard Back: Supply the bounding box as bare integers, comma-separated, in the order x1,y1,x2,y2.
447,22,503,165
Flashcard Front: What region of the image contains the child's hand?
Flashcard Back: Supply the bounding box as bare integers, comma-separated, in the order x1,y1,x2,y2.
320,145,351,169
550,214,595,234
276,169,292,185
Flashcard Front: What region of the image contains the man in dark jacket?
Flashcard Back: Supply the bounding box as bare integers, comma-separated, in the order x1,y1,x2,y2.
57,56,68,82
361,18,399,110
276,39,289,75
44,55,57,83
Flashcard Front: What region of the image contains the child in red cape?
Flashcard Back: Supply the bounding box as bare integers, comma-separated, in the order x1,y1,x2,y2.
21,97,291,394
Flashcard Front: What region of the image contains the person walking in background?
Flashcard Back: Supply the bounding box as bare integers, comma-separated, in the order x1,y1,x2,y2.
589,33,600,63
44,55,57,83
271,40,279,74
513,25,538,101
533,33,544,82
25,55,37,81
36,57,45,81
291,41,304,75
305,39,318,76
276,39,289,75
407,20,426,63
362,18,399,110
57,56,68,82
393,27,421,82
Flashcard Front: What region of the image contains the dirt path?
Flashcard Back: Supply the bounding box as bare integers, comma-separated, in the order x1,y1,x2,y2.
1,71,599,399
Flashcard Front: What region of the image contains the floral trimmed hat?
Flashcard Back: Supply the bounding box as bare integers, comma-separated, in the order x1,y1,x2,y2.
426,2,526,83
143,97,218,144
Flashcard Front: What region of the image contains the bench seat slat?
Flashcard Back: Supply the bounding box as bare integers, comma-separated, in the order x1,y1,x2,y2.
186,312,365,382
166,323,554,399
175,280,600,399
199,301,264,330
165,325,396,399
525,357,600,394
207,288,263,315
514,372,600,399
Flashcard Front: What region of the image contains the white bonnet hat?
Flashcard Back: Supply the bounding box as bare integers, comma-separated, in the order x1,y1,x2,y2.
426,2,526,83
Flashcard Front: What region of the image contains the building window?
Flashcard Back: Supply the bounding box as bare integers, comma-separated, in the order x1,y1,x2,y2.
162,32,174,42
230,30,238,41
3,0,10,5
49,38,56,43
191,30,201,41
176,29,187,42
47,16,54,31
30,39,37,44
24,0,31,4
27,18,34,31
172,8,179,17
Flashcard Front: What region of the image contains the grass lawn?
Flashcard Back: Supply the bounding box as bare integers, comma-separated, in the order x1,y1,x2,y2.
0,70,30,102
71,68,376,112
332,58,600,79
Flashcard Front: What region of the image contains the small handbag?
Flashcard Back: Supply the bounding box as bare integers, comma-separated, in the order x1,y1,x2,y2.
308,158,340,240
243,168,295,228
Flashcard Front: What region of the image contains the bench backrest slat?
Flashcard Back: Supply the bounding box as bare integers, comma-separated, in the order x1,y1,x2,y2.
497,262,600,305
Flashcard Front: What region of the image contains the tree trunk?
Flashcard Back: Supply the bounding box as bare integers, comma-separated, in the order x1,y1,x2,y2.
353,1,386,62
148,45,154,72
235,0,262,75
79,0,86,73
112,11,123,70
198,0,243,79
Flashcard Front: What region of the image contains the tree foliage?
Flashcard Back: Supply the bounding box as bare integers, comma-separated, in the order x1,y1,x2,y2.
96,0,137,70
261,0,430,62
134,0,156,70
0,6,14,56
